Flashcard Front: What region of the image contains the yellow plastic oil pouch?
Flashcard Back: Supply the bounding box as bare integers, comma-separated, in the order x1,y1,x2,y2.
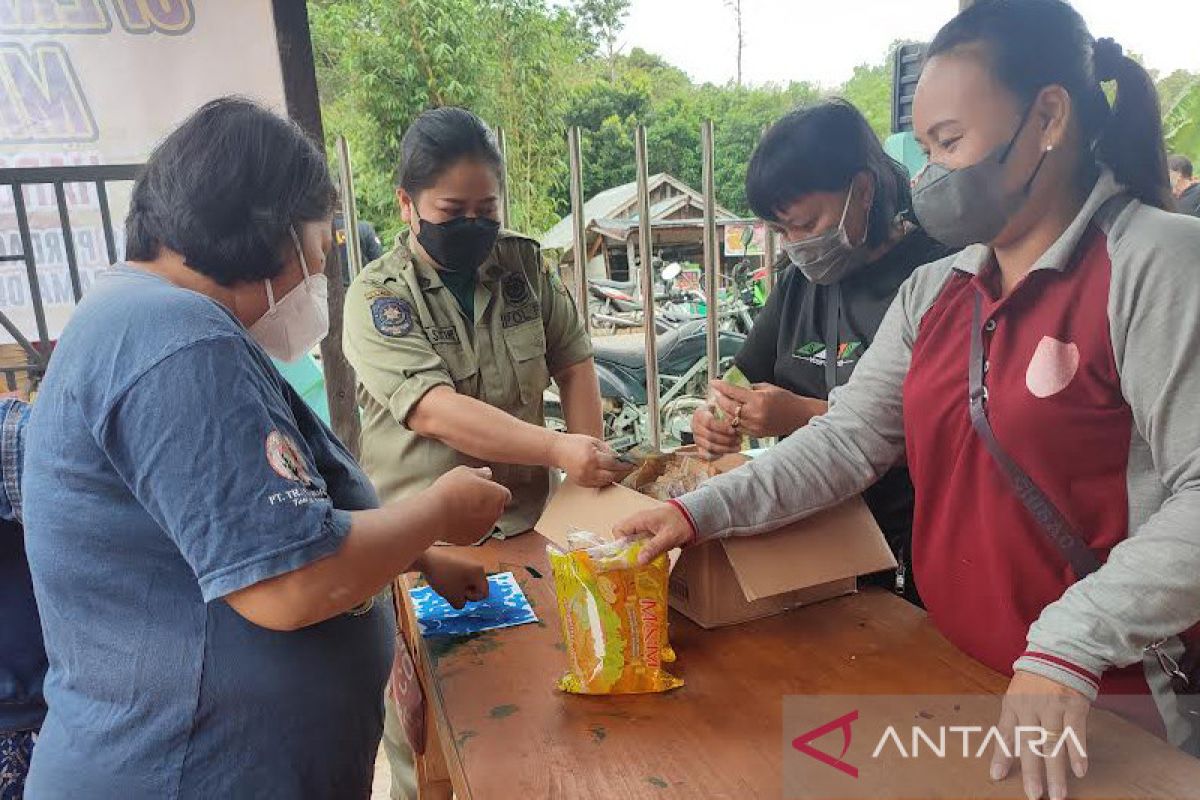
548,532,683,695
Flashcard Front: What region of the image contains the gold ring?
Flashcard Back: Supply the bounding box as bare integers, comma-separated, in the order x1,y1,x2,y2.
731,404,743,429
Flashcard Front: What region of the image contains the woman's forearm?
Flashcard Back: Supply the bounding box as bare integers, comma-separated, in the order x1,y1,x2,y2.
226,489,449,631
409,385,559,467
556,358,604,438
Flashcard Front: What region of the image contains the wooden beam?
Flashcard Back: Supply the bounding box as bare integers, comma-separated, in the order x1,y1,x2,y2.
272,0,362,458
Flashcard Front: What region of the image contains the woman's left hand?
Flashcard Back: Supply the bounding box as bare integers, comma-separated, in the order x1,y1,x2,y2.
709,380,825,439
414,550,488,609
991,670,1091,800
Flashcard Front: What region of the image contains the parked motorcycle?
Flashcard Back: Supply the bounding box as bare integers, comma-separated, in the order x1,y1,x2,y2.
588,262,693,333
544,318,746,450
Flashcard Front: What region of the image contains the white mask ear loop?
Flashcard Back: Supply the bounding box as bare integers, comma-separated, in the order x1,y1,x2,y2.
289,224,312,283
263,276,277,312
264,225,310,313
837,180,856,231
839,179,873,248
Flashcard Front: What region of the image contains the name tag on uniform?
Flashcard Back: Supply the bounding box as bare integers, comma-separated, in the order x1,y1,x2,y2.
428,326,460,345
501,305,540,328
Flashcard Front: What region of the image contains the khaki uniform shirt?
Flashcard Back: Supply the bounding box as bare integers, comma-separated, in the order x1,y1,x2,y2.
343,231,592,537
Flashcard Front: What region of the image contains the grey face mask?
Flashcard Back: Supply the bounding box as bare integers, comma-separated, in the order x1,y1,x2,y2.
912,105,1048,249
781,183,871,285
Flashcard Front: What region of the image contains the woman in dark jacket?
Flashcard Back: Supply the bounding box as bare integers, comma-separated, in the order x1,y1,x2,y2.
691,100,951,603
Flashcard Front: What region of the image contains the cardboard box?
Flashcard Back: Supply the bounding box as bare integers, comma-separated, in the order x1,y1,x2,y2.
535,455,897,629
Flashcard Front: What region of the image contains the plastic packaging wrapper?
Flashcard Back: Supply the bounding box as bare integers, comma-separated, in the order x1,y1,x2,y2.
621,451,714,501
548,531,683,695
711,364,752,423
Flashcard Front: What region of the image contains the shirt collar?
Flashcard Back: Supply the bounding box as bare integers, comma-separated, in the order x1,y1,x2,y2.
952,168,1125,278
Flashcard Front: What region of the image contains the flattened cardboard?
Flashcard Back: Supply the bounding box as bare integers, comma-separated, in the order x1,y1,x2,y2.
535,481,658,551
720,499,896,602
535,458,897,628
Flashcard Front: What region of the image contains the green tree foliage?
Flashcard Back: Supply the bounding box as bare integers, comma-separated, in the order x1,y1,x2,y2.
559,49,819,215
1164,78,1200,163
576,0,630,81
310,1,1199,239
310,0,585,238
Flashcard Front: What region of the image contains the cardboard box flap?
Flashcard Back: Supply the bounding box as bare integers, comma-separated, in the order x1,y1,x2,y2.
534,480,660,551
721,497,897,602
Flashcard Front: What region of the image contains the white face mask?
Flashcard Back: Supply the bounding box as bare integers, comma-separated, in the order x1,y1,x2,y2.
249,226,329,363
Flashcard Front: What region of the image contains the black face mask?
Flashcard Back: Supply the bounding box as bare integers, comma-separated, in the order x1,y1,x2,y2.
416,216,501,275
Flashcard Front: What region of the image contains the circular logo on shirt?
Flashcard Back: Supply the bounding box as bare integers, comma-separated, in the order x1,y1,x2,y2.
266,430,311,485
371,296,414,338
502,273,531,305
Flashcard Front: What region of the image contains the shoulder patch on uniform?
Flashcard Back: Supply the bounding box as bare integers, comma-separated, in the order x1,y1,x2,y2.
502,272,532,305
371,295,414,337
363,286,394,301
266,430,311,485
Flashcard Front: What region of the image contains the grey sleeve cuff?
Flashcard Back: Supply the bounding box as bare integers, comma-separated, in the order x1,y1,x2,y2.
677,485,734,543
1013,650,1103,701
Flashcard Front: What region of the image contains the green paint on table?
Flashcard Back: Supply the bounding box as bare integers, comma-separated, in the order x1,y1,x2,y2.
427,631,501,665
489,704,519,719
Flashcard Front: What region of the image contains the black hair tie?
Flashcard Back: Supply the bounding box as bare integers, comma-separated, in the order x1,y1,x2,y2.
1093,37,1124,83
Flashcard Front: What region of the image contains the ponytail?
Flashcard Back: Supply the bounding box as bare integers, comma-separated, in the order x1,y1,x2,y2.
1092,39,1173,210
929,0,1173,211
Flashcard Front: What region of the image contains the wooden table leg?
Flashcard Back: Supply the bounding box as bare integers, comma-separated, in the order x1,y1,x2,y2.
396,580,454,800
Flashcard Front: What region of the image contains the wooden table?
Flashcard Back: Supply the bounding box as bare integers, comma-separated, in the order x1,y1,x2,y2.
400,533,1200,800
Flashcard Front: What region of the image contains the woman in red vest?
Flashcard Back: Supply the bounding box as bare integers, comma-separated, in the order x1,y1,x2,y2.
618,1,1198,797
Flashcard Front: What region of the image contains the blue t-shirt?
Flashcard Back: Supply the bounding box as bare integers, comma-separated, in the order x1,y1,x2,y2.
22,266,394,799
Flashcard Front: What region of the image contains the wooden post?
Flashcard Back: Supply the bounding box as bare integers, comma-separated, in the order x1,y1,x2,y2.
496,127,511,230
700,120,719,386
567,128,590,333
272,0,362,457
634,126,660,450
760,124,777,295
336,136,364,283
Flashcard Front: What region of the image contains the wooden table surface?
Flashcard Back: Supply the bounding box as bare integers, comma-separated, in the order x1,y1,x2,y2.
401,532,1200,800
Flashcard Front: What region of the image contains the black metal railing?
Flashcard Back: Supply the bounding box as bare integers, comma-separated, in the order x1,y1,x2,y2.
0,163,142,389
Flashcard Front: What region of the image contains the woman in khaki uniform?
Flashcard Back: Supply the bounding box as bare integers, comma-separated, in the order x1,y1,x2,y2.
342,107,629,799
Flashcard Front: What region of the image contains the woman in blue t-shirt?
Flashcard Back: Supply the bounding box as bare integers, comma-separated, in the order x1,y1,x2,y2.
21,98,511,799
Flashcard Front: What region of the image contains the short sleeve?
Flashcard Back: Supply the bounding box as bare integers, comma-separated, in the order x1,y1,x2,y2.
538,257,593,375
97,336,353,602
735,269,786,384
342,280,453,427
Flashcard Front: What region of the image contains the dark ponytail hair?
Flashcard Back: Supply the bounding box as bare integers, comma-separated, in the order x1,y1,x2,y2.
745,99,911,248
928,0,1172,210
394,107,503,196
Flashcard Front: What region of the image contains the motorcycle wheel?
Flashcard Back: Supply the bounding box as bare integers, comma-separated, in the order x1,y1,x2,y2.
543,400,567,433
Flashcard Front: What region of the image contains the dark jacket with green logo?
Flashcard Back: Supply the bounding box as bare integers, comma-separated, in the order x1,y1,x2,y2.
735,229,951,603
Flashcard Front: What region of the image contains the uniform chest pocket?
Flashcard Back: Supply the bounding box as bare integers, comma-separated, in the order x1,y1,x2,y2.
505,322,550,404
